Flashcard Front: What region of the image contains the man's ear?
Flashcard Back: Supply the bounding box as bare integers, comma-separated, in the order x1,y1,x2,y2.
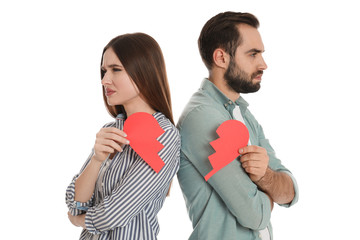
213,48,229,69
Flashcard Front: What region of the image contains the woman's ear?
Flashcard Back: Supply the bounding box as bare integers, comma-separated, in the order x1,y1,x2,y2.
213,48,229,69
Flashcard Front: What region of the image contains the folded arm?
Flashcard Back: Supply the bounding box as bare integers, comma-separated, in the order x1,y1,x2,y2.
85,128,180,234
239,145,295,204
179,106,272,230
256,168,294,204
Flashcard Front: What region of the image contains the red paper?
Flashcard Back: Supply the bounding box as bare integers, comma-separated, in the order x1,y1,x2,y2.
205,120,249,181
123,112,165,173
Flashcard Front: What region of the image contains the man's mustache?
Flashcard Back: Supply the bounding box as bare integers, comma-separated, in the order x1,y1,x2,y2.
251,70,263,79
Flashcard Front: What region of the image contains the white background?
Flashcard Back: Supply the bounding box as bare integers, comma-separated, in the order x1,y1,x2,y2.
1,0,359,239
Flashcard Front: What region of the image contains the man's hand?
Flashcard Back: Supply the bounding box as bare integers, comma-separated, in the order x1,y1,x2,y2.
239,145,269,182
68,212,86,229
239,146,295,204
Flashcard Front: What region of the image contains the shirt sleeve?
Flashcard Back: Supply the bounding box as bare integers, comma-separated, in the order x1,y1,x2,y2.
65,150,95,216
256,122,299,208
85,128,180,235
178,105,272,230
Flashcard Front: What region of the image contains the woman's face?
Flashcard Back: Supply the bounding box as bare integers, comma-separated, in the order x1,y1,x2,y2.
101,47,140,107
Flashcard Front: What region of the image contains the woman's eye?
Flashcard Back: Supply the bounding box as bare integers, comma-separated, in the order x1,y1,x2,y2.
113,68,122,72
101,69,106,78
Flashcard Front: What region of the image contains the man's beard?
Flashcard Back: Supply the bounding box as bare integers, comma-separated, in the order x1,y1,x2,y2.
224,59,262,94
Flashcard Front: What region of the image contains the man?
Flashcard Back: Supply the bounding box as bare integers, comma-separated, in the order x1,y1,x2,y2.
177,12,299,240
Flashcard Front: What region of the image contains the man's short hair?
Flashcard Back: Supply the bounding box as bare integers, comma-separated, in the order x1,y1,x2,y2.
198,11,259,70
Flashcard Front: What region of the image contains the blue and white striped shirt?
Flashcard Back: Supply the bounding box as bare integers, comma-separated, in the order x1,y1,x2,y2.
66,112,180,239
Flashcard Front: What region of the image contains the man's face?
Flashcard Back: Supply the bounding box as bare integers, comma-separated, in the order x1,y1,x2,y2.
224,24,267,94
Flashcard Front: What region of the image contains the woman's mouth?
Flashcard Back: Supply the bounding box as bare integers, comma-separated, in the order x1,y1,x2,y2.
105,88,115,96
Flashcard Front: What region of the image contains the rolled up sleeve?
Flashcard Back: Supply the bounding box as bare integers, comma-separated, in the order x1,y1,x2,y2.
65,151,95,216
257,121,299,208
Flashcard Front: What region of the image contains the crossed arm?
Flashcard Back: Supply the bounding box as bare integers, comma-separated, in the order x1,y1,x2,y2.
66,125,180,233
239,145,295,205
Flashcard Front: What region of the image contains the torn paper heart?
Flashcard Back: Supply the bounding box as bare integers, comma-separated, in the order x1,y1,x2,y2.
123,112,165,173
205,120,249,181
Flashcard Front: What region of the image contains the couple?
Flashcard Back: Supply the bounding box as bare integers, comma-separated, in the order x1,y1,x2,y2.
65,11,299,240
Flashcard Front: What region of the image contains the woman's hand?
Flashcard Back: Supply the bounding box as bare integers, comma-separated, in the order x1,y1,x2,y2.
93,127,129,162
68,212,86,228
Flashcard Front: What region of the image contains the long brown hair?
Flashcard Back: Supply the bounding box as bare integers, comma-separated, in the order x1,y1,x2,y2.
101,33,174,125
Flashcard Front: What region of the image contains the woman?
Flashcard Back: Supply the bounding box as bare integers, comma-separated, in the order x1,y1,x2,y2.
66,33,180,240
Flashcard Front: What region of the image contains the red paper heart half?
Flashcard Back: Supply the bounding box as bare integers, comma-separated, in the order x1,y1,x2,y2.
205,120,249,181
123,112,165,173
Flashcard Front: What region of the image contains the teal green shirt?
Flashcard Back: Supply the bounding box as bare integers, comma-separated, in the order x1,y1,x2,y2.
177,79,299,240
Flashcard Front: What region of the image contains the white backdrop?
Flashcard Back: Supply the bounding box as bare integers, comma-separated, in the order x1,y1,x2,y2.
1,0,359,239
